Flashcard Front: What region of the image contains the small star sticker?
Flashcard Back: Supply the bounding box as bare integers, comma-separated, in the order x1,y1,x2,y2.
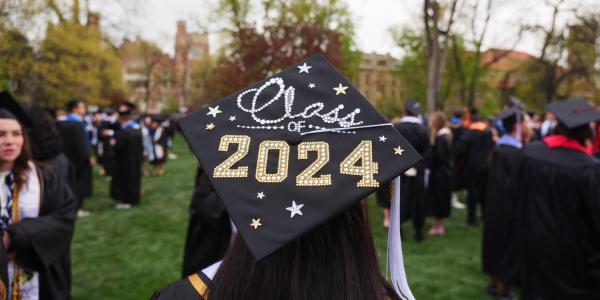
333,83,348,95
394,146,405,156
379,135,387,142
297,62,312,74
206,106,222,118
286,201,304,218
257,192,265,199
229,115,237,122
206,123,215,131
308,83,316,89
250,218,262,229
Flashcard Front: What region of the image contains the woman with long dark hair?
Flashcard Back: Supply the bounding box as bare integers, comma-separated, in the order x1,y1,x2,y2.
426,112,453,236
0,92,77,300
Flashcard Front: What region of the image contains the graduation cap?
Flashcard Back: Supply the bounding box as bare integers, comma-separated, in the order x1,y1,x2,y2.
507,96,524,109
404,98,421,116
546,98,600,129
179,54,421,261
0,91,33,128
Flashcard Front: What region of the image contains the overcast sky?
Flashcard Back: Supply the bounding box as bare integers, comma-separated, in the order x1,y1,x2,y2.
90,0,599,58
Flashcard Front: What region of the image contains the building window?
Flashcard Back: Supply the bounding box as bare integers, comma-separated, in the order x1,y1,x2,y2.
188,47,204,60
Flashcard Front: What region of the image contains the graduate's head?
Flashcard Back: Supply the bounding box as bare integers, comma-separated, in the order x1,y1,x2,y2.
66,99,86,116
117,101,135,121
20,102,62,162
404,98,421,117
179,55,422,300
554,121,594,147
212,200,398,300
547,98,600,147
0,92,32,187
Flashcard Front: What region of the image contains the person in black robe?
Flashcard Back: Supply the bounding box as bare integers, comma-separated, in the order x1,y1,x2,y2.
454,107,494,225
0,92,77,300
426,112,453,236
499,99,600,300
97,109,119,178
395,100,430,242
182,165,232,277
109,103,143,209
481,108,527,300
58,100,93,217
149,116,168,176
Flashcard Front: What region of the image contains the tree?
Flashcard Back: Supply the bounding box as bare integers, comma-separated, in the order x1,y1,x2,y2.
195,0,360,107
511,1,600,107
34,19,123,108
424,0,459,113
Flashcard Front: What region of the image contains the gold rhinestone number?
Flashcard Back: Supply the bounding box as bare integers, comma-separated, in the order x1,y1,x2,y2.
255,140,290,183
213,135,251,178
339,140,379,187
296,141,332,186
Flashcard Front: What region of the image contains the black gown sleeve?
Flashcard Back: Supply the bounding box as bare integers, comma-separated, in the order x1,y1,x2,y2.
6,166,77,271
151,272,211,300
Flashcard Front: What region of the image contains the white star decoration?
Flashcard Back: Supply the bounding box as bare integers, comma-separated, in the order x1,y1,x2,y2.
394,146,405,156
308,83,316,89
257,192,265,199
229,115,237,122
297,62,312,74
286,201,304,218
207,106,222,118
250,218,262,229
379,135,387,142
333,83,348,95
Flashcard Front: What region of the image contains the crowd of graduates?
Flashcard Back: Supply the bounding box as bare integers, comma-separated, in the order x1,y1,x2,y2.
371,98,600,300
0,91,181,299
1,57,600,299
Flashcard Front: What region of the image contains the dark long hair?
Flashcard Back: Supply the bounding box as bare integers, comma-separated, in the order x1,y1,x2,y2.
20,103,62,161
554,121,593,147
210,201,399,300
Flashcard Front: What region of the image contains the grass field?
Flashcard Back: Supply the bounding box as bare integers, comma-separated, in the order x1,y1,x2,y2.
71,135,487,300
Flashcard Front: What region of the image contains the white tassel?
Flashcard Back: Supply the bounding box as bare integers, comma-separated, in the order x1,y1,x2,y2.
387,176,415,300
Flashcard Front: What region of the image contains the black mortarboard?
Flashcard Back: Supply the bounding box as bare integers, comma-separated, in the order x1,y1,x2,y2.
546,98,600,129
507,96,524,109
404,98,421,116
0,91,33,128
180,54,422,260
117,101,135,116
496,107,521,123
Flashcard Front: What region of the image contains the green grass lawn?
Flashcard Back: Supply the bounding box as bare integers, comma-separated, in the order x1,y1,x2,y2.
71,136,487,299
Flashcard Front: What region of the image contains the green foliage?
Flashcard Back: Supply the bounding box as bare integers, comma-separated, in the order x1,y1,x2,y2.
200,0,360,103
71,136,485,300
34,22,123,108
0,29,35,94
392,27,427,104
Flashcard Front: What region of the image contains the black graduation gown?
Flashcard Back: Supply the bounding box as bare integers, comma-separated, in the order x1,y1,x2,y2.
454,127,494,223
58,121,92,208
182,166,231,277
97,121,119,176
500,141,600,300
151,127,169,165
449,125,467,191
394,121,430,235
481,144,521,278
428,133,453,218
6,166,77,300
151,271,211,300
110,126,143,205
